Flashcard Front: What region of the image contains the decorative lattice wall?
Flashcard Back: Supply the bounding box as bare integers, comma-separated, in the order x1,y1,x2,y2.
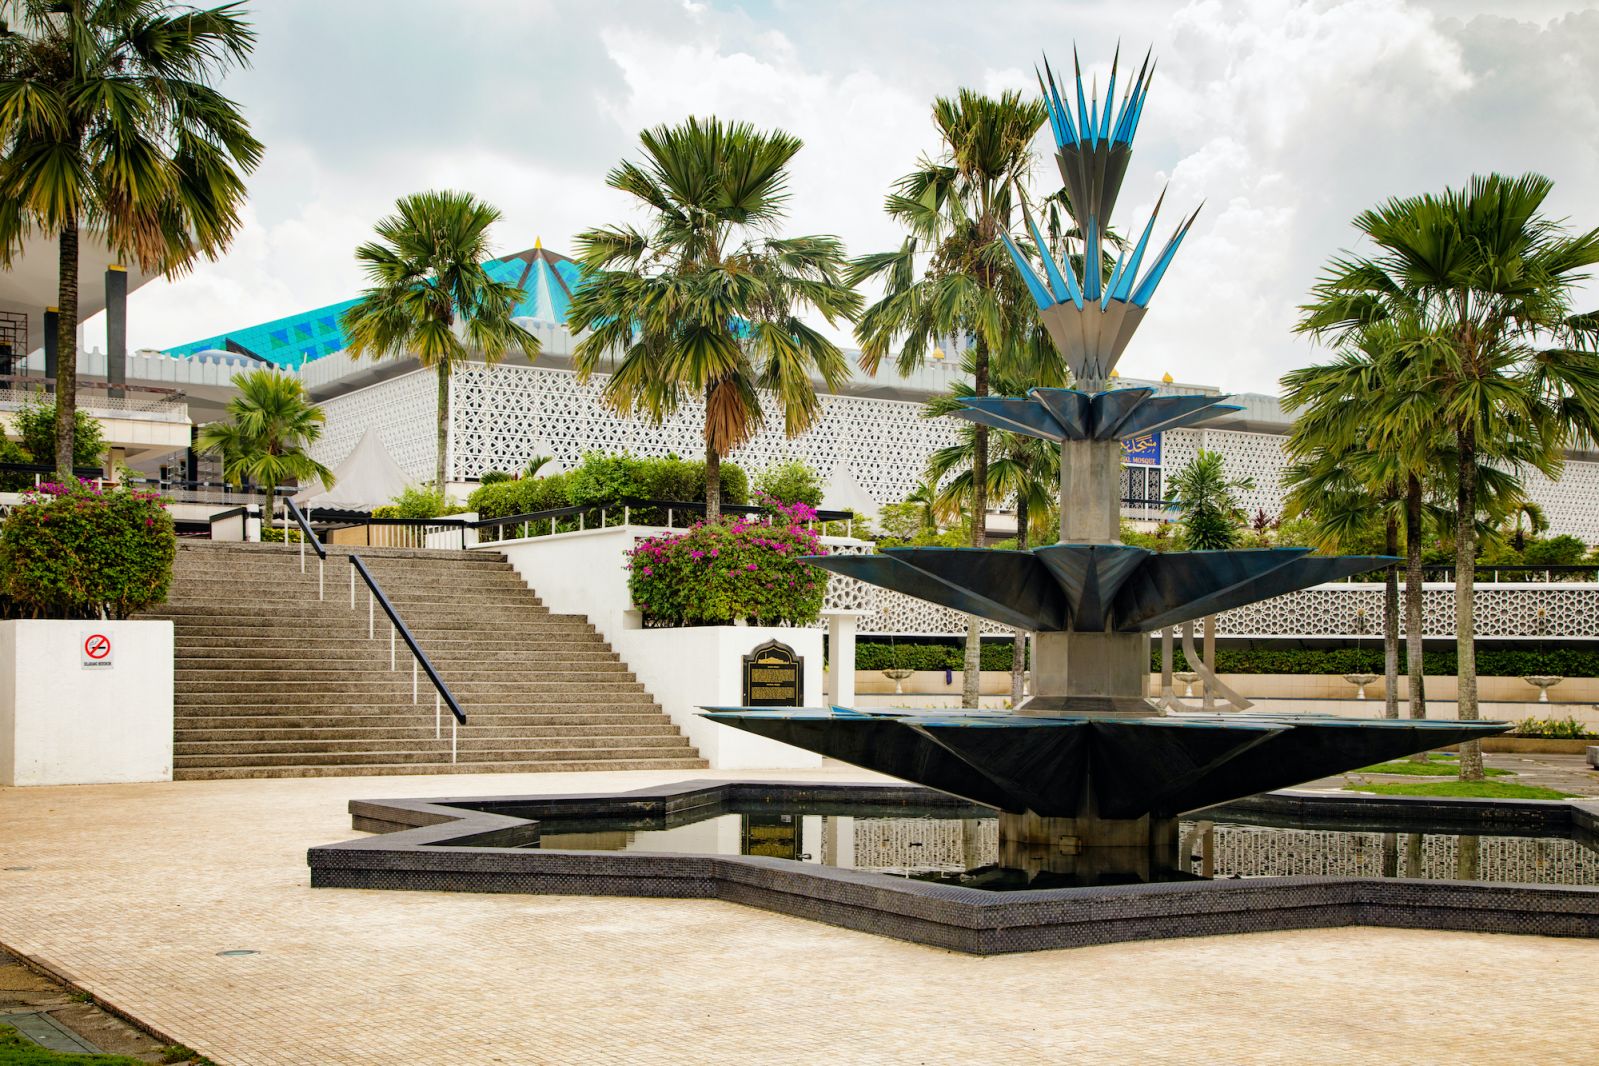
313,363,1599,553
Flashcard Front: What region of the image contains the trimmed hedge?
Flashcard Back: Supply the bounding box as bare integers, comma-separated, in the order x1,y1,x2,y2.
855,640,1023,672
466,453,750,539
1153,646,1599,678
0,480,175,619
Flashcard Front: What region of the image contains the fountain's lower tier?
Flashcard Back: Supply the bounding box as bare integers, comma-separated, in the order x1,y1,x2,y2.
704,707,1508,876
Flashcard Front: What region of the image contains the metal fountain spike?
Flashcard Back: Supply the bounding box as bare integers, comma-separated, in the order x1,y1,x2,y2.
1009,47,1194,389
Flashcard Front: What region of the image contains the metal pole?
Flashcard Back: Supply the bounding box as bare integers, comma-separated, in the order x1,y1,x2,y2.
624,504,630,526
299,533,305,573
412,658,418,704
451,717,457,764
318,559,324,602
368,589,374,638
435,691,441,739
579,511,585,532
390,623,396,670
349,563,355,608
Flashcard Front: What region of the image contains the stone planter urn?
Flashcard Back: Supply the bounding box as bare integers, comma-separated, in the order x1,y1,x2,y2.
1522,675,1564,703
882,668,914,695
1172,671,1200,697
1343,673,1380,700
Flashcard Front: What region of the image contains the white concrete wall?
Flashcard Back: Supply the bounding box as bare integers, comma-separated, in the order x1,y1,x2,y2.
484,526,822,769
0,620,174,785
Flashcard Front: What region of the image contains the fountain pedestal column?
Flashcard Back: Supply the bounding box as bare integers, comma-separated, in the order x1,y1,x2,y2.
1023,630,1152,714
1059,437,1124,544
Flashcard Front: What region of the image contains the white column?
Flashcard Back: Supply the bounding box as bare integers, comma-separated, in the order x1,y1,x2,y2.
825,611,859,708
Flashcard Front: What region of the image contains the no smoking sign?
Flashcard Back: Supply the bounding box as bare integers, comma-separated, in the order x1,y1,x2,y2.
81,631,114,669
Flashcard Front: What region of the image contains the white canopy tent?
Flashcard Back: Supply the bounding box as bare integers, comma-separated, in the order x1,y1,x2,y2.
820,461,879,525
292,427,413,511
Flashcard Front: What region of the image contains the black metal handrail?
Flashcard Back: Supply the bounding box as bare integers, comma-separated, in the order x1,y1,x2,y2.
285,498,327,560
349,553,467,731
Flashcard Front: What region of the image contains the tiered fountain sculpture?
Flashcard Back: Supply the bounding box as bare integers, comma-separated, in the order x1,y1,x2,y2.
705,49,1506,882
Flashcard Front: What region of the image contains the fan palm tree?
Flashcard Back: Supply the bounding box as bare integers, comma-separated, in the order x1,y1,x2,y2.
0,0,263,476
196,369,332,524
567,116,861,523
849,89,1051,706
341,190,540,492
1299,172,1599,779
924,354,1064,704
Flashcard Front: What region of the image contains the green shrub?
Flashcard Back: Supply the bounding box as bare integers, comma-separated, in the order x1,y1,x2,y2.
1151,646,1599,678
755,460,824,507
372,486,465,519
1511,715,1595,739
628,508,826,626
0,480,175,619
855,640,1020,671
480,469,514,485
260,525,304,543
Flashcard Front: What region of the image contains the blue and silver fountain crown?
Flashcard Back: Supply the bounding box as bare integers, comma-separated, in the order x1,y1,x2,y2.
997,47,1200,396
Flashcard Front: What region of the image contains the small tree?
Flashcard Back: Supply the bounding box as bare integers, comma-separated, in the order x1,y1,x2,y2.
1167,450,1254,707
196,370,332,521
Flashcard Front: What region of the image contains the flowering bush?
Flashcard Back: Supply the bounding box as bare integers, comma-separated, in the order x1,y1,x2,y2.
627,500,827,626
0,480,175,619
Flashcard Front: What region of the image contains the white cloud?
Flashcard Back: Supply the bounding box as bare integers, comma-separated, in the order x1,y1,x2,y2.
96,0,1599,398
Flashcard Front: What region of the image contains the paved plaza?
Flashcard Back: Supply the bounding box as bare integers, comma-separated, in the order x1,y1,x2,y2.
1,766,1597,1065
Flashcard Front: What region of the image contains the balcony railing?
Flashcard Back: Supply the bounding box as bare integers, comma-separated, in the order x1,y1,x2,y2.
0,374,188,419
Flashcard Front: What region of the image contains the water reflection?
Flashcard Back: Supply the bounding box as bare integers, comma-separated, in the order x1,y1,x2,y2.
510,806,1599,893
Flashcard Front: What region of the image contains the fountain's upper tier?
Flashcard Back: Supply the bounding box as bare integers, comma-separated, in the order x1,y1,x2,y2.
805,544,1393,634
954,385,1241,443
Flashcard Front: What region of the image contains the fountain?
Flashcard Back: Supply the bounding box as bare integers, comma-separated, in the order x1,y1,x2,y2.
704,48,1507,880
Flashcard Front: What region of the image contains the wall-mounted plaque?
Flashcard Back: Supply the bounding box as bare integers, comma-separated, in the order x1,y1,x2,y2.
741,639,803,707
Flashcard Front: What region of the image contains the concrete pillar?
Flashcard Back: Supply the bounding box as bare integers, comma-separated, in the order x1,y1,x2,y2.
1058,438,1122,544
43,308,59,389
824,611,859,707
1026,629,1152,714
105,265,127,399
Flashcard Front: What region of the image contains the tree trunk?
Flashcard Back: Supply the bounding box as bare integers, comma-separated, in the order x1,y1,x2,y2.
962,335,991,709
1383,511,1400,720
54,219,80,478
1404,475,1427,730
1011,491,1028,706
704,386,722,525
1455,427,1482,781
434,362,450,492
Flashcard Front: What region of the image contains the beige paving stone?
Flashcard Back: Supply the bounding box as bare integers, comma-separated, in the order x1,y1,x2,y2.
2,767,1598,1065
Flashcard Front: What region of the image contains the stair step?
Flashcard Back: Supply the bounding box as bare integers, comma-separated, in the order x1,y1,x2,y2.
174,745,695,768
172,756,708,780
175,712,677,729
176,734,693,756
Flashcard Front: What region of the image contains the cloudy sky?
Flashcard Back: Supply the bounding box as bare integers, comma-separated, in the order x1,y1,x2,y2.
111,0,1599,396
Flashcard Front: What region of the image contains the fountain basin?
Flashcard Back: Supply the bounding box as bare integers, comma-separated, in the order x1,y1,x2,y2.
308,781,1599,955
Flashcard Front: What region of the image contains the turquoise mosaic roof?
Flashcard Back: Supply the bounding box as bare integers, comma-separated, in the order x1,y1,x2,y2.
165,244,580,368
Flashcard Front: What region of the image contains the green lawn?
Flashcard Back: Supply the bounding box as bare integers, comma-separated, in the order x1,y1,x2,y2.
1343,780,1577,800
0,1025,145,1066
1352,761,1512,777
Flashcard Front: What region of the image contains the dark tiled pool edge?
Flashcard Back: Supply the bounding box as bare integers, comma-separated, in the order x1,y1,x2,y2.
308,781,1599,956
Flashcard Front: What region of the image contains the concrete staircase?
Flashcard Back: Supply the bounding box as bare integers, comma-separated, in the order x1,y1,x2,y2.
146,541,705,779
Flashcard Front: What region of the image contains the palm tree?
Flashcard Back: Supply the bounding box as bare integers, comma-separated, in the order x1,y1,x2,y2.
1300,173,1599,780
567,116,860,523
197,369,332,524
341,191,538,493
849,89,1050,707
1167,450,1253,708
0,0,262,476
924,355,1063,704
1505,501,1549,554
